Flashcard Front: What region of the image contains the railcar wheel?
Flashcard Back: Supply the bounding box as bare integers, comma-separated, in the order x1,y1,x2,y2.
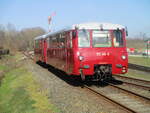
80,69,85,81
81,73,85,81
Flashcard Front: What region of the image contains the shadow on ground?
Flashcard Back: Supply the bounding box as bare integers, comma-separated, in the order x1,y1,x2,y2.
37,61,123,88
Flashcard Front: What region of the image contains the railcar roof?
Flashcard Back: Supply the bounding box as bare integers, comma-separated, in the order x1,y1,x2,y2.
74,22,125,30
34,28,70,40
34,22,125,40
34,35,45,40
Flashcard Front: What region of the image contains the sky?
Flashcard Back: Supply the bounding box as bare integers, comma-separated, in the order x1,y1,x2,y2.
0,0,150,37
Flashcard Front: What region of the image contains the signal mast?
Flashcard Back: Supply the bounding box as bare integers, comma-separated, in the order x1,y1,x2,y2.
48,12,56,32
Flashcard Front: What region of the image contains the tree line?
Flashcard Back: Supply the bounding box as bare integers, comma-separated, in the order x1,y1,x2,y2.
0,23,45,52
0,23,148,52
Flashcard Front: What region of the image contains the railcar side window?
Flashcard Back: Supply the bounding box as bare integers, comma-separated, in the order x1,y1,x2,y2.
49,36,52,48
113,30,124,47
52,36,57,48
56,35,60,48
78,29,90,47
47,38,49,48
92,30,111,47
60,33,65,48
35,40,39,48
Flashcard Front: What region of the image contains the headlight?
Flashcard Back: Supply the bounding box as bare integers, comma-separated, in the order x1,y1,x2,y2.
121,55,126,60
79,56,84,61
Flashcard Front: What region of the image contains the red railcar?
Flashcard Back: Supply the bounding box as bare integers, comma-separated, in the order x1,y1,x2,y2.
34,22,128,81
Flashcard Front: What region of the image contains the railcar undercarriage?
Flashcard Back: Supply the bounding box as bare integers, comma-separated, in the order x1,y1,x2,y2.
93,64,112,81
80,64,112,81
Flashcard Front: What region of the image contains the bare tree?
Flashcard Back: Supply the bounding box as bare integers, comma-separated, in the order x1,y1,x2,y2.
0,24,5,47
0,23,45,52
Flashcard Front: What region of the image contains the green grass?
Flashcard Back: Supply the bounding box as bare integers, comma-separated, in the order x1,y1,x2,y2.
0,65,7,71
0,54,15,71
0,68,37,113
0,65,59,113
129,56,150,67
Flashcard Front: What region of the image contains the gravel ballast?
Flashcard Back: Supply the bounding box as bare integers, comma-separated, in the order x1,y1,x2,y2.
24,59,127,113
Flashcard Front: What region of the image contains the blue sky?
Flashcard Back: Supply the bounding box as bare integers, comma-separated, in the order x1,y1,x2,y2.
0,0,150,37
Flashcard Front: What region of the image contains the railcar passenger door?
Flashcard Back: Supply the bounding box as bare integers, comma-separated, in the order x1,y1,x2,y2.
41,39,47,63
39,40,43,61
58,33,66,71
43,39,47,63
66,31,73,74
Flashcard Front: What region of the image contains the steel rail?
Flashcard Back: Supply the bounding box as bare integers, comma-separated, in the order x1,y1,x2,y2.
104,81,150,102
128,63,150,72
122,81,150,90
84,85,136,113
113,74,150,84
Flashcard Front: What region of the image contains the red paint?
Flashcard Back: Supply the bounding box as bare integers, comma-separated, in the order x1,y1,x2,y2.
34,28,128,78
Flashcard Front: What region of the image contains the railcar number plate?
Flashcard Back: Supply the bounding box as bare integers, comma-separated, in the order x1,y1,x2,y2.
96,52,110,56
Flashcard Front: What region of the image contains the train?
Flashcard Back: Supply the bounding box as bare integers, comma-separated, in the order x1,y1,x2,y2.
0,46,9,59
34,22,128,81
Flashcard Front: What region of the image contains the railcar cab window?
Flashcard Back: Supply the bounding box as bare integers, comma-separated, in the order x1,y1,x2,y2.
78,29,90,47
113,30,124,47
92,30,111,47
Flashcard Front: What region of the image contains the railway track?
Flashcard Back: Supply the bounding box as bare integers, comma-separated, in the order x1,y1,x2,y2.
83,85,136,113
84,81,150,113
23,52,150,113
119,80,150,91
22,51,34,60
107,79,150,100
105,81,150,101
128,63,150,72
113,74,150,88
